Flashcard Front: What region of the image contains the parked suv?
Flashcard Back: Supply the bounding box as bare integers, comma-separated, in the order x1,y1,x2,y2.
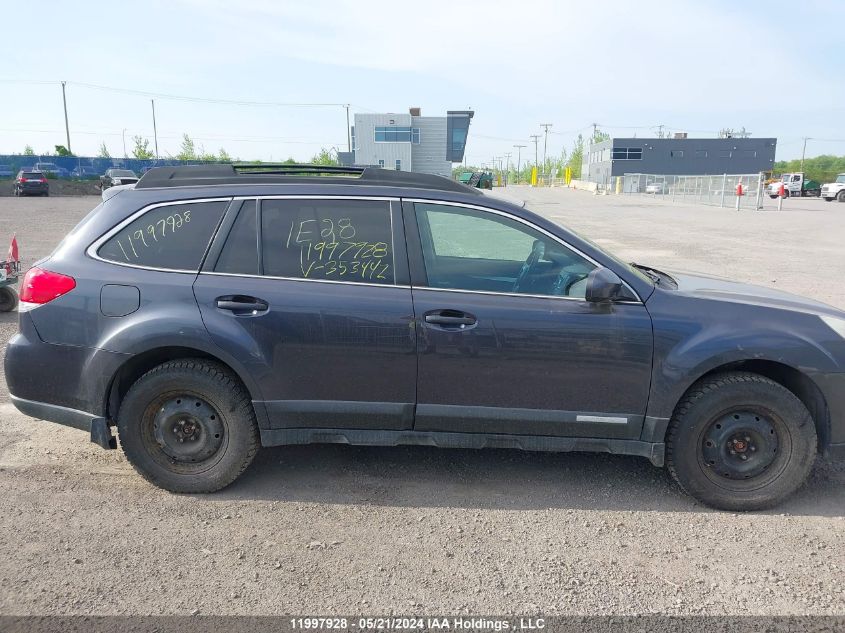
6,165,845,509
12,170,49,196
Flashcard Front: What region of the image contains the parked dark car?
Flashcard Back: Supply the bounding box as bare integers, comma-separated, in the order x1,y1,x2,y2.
100,168,139,190
12,170,49,196
6,165,845,509
0,164,14,178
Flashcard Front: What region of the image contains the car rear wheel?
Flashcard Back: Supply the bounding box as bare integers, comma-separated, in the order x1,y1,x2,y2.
666,372,816,511
117,359,259,493
838,191,845,202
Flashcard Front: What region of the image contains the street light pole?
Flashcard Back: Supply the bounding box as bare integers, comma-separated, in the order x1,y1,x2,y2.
503,152,512,187
530,135,540,180
61,81,71,153
540,123,552,177
513,144,525,184
345,104,351,153
151,99,159,160
122,129,127,158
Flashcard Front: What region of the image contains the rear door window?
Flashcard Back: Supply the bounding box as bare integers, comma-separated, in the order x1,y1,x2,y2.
260,199,396,284
214,200,259,275
97,200,229,271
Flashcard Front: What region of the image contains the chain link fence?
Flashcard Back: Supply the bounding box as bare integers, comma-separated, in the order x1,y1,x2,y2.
621,173,765,209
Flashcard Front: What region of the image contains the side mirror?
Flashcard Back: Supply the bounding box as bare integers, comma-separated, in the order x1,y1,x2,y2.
585,267,624,303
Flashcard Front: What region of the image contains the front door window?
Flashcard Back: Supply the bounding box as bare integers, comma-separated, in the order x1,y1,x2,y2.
415,203,595,298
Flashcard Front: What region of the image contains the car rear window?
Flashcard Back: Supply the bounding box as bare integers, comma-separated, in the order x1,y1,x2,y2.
97,200,229,271
112,170,136,177
22,172,44,178
214,201,258,275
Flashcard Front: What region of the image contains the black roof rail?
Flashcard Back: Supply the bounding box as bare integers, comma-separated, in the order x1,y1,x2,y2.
134,163,481,195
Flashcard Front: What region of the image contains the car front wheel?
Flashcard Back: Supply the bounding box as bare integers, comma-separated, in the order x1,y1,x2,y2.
666,372,816,511
118,359,260,493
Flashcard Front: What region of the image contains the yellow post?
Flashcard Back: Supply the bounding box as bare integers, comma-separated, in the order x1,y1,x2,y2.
615,176,623,194
530,167,538,186
564,166,572,185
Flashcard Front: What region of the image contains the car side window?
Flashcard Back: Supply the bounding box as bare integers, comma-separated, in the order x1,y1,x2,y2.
97,200,228,270
414,203,595,298
260,199,396,284
214,201,259,275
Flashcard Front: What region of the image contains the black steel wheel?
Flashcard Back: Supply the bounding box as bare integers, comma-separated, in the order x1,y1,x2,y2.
118,359,259,493
667,372,816,511
0,286,18,312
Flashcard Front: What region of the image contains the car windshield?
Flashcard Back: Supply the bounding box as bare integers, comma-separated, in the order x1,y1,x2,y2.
112,170,136,177
836,175,845,184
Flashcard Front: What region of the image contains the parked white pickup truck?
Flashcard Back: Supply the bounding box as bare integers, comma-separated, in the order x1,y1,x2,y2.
821,173,845,202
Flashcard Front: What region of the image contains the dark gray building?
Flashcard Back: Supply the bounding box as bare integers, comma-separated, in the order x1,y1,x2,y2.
583,137,777,184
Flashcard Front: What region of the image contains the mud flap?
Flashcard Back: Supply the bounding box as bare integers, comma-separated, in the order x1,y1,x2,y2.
90,418,117,450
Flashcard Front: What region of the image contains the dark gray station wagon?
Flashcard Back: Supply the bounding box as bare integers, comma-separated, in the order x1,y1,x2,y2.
6,165,845,510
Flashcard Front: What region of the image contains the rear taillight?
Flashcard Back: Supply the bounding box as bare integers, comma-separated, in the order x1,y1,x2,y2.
19,267,76,305
40,177,47,184
19,177,27,183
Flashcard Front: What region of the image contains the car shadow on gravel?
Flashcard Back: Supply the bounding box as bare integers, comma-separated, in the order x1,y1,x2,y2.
214,444,845,517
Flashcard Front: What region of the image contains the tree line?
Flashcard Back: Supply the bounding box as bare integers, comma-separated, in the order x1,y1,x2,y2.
12,135,339,166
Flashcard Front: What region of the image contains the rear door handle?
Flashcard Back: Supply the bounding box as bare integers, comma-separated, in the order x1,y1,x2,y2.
216,296,269,313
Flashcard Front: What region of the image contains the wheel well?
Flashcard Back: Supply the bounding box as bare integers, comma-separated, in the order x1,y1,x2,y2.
105,347,248,422
691,360,830,452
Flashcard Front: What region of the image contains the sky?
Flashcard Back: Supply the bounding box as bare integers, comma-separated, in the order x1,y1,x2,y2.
1,0,844,165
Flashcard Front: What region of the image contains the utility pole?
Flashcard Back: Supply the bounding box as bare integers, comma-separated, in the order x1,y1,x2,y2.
800,137,810,173
540,124,553,176
122,129,127,158
151,99,159,160
591,122,598,143
344,104,351,153
530,135,540,170
513,144,525,184
60,81,71,153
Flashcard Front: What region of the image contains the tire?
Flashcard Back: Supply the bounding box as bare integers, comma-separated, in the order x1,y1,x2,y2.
666,371,816,511
823,198,833,202
0,286,18,312
117,359,259,493
768,195,777,199
838,191,845,202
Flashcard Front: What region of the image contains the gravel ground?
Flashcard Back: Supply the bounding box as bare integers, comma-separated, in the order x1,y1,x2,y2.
0,192,842,617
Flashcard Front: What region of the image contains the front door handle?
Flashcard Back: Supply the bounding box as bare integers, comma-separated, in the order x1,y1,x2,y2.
423,310,477,329
216,296,269,313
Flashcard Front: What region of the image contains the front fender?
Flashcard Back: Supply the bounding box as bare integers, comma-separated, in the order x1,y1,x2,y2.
645,291,844,420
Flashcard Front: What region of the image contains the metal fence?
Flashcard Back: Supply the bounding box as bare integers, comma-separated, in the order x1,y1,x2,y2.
621,172,765,209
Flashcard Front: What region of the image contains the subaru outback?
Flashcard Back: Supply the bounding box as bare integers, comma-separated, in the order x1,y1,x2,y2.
6,164,845,510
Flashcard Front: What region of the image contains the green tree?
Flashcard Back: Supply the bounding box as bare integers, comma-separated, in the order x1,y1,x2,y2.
567,134,585,180
97,142,111,158
23,145,35,156
592,128,610,144
217,148,232,163
283,157,297,164
131,136,154,160
176,133,196,161
773,154,845,185
310,148,338,166
54,145,74,157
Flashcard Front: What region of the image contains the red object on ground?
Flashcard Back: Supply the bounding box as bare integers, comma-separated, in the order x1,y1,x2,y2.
778,183,786,198
735,182,744,196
